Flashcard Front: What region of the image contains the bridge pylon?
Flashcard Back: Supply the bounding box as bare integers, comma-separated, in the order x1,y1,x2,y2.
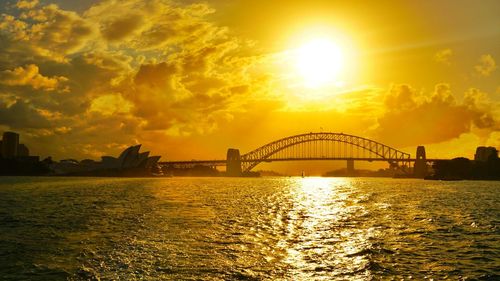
226,148,242,176
413,146,427,178
160,133,416,175
347,159,355,175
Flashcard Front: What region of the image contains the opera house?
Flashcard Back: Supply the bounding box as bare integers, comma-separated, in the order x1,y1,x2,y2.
51,145,161,176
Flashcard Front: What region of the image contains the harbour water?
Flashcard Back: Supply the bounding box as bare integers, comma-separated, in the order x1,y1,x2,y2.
0,177,499,280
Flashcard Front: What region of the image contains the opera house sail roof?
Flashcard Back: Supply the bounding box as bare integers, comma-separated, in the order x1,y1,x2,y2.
51,145,161,175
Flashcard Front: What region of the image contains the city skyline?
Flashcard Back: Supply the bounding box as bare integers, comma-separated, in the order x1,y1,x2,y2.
0,0,499,174
1,2,499,279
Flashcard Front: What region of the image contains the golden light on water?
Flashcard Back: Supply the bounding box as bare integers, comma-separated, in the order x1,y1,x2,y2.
282,177,374,278
282,177,364,276
296,177,351,225
1,0,499,279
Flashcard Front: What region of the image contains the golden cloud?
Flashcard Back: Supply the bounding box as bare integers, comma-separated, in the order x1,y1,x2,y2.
0,0,269,159
1,4,96,63
434,48,453,65
2,0,494,161
16,0,39,9
374,83,498,147
475,54,497,77
0,64,68,91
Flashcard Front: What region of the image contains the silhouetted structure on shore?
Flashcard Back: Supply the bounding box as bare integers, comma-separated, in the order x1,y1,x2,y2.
474,146,497,162
163,133,416,177
0,132,47,175
323,167,395,178
5,130,500,180
51,144,161,176
346,159,355,175
0,131,162,177
226,148,242,176
413,146,428,178
429,147,500,180
0,131,36,160
163,165,221,177
161,164,261,177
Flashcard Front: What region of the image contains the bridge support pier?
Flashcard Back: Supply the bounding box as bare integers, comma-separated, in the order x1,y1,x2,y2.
413,146,427,178
347,159,355,175
226,148,242,176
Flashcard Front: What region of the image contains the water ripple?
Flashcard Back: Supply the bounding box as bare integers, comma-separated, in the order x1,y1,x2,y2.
0,177,499,280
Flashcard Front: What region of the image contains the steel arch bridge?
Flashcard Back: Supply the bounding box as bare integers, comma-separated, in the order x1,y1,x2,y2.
238,132,411,172
160,132,413,174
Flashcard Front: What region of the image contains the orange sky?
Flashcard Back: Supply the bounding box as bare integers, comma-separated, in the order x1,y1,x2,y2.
0,0,499,174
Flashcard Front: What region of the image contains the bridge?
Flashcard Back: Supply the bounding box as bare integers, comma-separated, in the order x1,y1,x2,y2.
159,132,436,177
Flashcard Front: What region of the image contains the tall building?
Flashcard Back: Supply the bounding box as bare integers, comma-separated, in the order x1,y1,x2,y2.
474,146,498,162
1,132,19,159
18,144,30,157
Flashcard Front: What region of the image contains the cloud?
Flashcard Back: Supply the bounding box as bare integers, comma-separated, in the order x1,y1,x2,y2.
1,0,497,163
373,83,498,147
0,0,269,160
84,0,220,50
434,48,453,65
101,14,145,42
89,94,133,116
0,64,68,91
0,99,52,129
16,0,39,9
0,4,96,63
475,54,497,76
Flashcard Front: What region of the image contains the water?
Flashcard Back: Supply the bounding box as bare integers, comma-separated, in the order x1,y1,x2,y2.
0,177,499,280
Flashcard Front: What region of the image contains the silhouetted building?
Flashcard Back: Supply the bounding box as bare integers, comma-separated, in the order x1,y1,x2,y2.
119,145,142,168
50,144,161,175
413,146,428,178
1,132,19,159
226,148,242,176
145,156,161,170
474,146,498,162
431,157,472,180
18,144,29,157
0,131,45,175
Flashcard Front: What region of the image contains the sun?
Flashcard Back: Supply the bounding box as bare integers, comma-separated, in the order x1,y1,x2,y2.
295,38,344,88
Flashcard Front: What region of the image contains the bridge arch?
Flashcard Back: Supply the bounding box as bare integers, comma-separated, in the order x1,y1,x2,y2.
240,132,411,172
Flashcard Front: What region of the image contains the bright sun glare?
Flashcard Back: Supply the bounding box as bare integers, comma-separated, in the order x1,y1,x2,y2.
295,38,344,88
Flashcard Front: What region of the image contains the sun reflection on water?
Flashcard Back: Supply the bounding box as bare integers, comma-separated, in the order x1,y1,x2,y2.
1,178,497,279
279,177,374,279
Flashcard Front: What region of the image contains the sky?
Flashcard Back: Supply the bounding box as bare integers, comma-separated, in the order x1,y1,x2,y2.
0,0,499,173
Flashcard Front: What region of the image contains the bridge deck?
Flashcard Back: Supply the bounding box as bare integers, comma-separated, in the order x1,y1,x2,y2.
159,157,445,167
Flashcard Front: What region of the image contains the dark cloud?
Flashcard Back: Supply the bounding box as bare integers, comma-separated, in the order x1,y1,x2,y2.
102,14,144,41
0,99,52,129
0,0,269,159
0,0,497,162
374,84,498,147
134,62,178,88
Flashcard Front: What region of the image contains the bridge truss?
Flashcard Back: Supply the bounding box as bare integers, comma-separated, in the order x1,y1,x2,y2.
240,132,411,172
160,132,412,173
